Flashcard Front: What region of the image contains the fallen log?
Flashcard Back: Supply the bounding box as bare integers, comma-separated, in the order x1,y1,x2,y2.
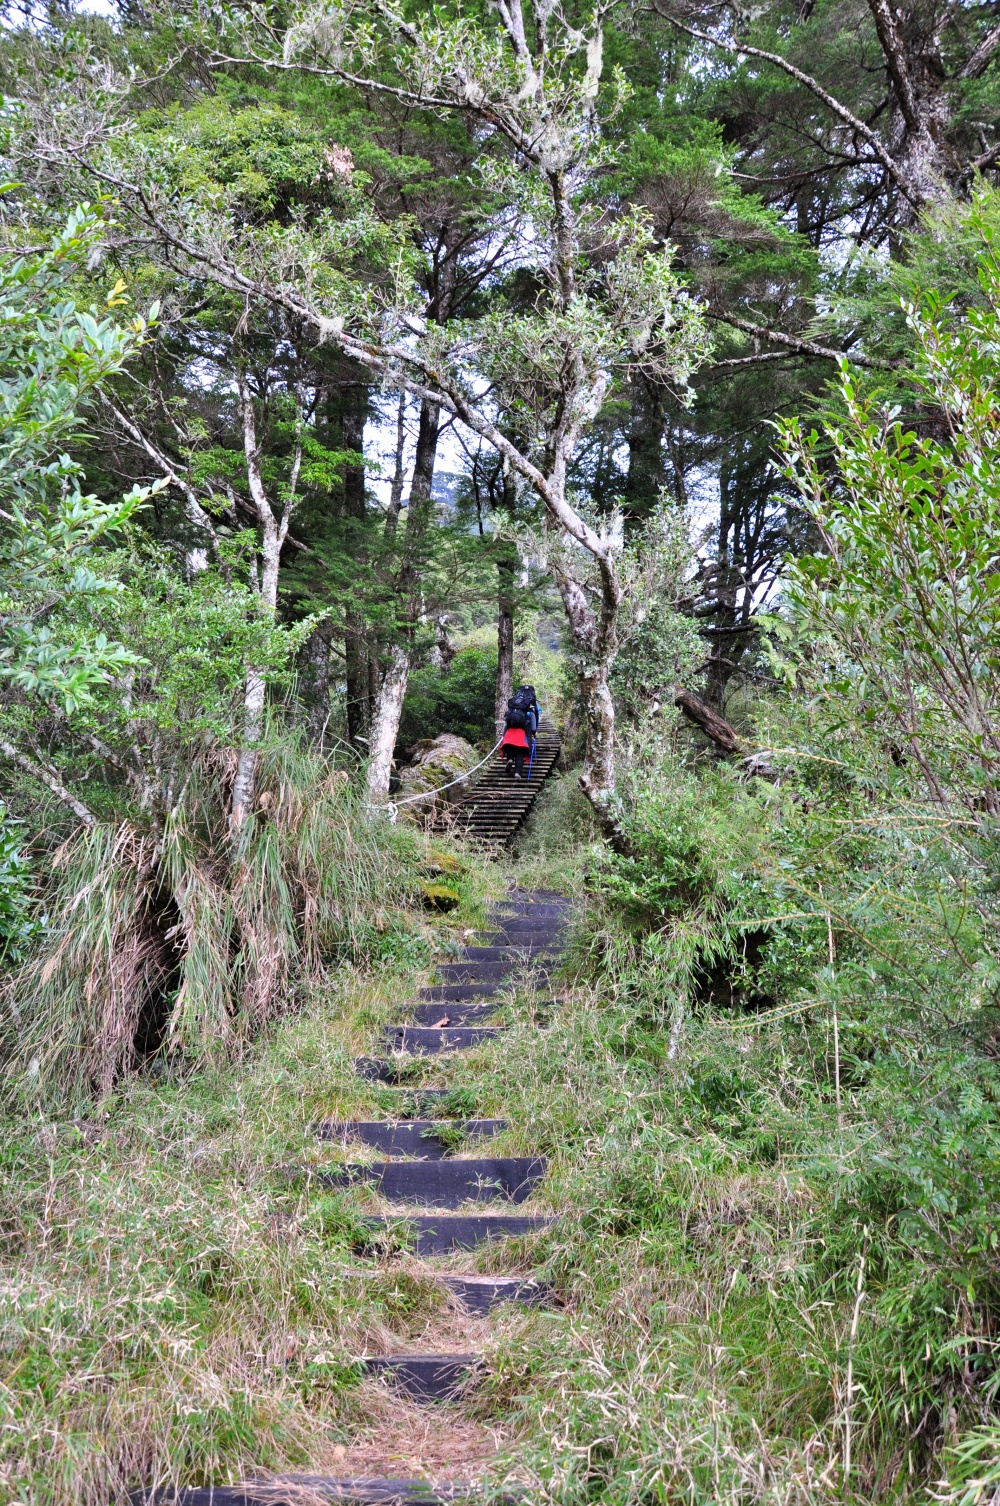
674,689,741,754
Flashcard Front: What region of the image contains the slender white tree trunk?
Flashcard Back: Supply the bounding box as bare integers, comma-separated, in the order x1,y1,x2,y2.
231,667,267,825
366,645,410,798
577,665,617,817
365,398,441,800
547,470,629,853
230,371,298,831
495,560,515,740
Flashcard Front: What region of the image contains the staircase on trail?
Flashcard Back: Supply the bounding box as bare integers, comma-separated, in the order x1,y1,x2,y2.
439,723,561,846
139,887,571,1506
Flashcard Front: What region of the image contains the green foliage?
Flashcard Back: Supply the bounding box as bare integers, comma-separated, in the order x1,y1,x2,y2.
601,766,770,927
779,220,1000,822
0,808,37,964
397,646,498,749
609,605,703,737
61,541,303,792
0,204,160,711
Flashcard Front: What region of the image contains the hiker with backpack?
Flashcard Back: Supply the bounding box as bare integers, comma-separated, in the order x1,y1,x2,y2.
501,685,541,779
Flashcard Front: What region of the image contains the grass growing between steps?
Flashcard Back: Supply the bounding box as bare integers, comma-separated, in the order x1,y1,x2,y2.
0,841,534,1505
9,747,999,1506
448,755,1000,1506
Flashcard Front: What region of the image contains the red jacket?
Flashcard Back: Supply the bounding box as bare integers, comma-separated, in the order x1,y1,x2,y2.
501,727,530,750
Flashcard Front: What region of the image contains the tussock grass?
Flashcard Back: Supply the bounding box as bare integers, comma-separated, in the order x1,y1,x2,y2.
4,738,423,1110
0,876,548,1505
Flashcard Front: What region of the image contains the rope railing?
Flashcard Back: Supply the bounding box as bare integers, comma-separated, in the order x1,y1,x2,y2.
380,737,505,823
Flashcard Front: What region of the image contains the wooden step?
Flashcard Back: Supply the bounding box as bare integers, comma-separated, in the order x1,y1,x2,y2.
457,944,557,960
497,903,572,920
314,1120,506,1158
319,1156,546,1206
355,1057,406,1084
382,1024,505,1055
361,1213,553,1254
436,962,548,983
410,1000,502,1025
358,1354,478,1400
418,983,502,1002
489,914,567,925
434,963,517,983
134,1479,490,1504
441,1274,550,1313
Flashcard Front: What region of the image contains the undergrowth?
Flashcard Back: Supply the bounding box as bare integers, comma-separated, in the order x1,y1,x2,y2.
5,736,1000,1505
0,848,512,1505
3,738,423,1111
458,734,1000,1505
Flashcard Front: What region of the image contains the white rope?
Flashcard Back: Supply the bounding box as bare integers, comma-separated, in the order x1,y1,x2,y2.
380,737,505,822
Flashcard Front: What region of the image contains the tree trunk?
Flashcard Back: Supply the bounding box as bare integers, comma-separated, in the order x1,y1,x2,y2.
366,398,441,799
622,375,667,530
384,392,407,542
435,614,455,670
495,559,515,739
342,386,371,748
405,400,440,543
232,477,282,830
231,667,266,824
674,689,741,753
577,663,627,850
366,645,410,798
549,525,630,854
230,370,297,831
304,624,332,744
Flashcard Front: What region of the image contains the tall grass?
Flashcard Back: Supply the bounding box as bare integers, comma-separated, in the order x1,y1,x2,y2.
3,737,421,1110
462,748,1000,1503
0,857,525,1506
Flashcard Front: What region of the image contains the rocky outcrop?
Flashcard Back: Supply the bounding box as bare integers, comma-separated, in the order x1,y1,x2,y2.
396,734,478,817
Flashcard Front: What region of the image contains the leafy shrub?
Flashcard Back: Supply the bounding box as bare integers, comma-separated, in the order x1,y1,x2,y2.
0,809,36,964
397,646,498,749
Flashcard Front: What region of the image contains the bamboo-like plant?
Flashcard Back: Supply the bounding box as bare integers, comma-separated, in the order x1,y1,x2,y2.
779,217,1000,828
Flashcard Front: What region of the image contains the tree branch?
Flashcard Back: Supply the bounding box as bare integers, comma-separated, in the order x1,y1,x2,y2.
0,738,96,826
864,0,923,135
959,140,1000,184
960,19,1000,77
652,3,922,209
674,689,742,753
707,310,896,370
83,159,614,556
103,396,219,550
705,349,802,372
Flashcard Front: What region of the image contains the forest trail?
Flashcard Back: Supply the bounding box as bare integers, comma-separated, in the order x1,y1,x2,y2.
148,887,569,1506
441,726,561,847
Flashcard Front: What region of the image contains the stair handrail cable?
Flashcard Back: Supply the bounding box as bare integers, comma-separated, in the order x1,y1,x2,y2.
379,736,505,822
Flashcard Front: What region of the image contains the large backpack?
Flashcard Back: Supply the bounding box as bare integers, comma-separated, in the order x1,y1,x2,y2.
505,698,529,731
511,686,535,714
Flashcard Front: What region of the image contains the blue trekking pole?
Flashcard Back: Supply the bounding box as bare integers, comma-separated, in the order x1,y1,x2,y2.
527,699,541,779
